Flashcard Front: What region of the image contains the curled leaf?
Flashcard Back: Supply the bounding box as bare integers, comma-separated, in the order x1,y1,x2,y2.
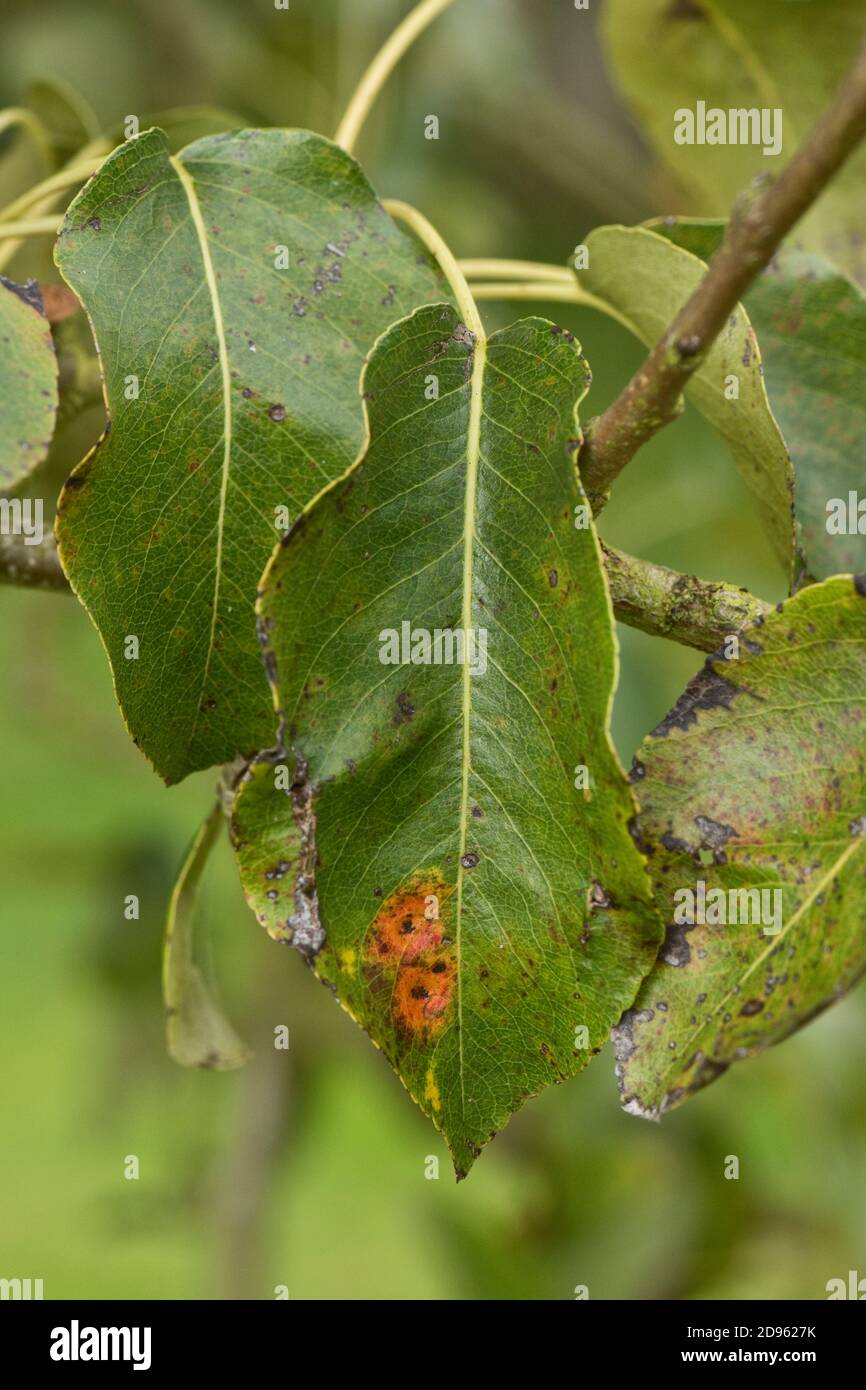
164,803,252,1071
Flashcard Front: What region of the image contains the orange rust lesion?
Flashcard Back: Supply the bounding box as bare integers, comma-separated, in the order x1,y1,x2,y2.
362,870,455,1038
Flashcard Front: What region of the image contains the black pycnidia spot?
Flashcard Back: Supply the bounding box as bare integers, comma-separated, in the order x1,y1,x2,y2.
461,852,480,870
269,403,287,422
740,998,765,1017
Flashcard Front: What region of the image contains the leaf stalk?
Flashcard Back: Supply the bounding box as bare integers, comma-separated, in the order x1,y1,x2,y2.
334,0,459,154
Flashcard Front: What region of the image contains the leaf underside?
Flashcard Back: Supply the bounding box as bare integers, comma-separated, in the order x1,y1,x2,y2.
0,275,57,486
163,803,252,1072
616,575,866,1118
54,127,450,783
232,303,660,1176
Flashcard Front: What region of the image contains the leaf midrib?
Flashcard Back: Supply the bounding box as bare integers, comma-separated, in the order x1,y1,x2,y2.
378,201,491,1124
661,834,866,1088
170,153,233,748
453,332,486,1117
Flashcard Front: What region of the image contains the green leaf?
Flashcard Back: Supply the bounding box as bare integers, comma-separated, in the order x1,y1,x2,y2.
25,77,101,164
581,224,795,577
54,127,450,783
108,106,249,153
232,303,660,1177
601,0,866,285
651,218,866,582
163,803,252,1071
232,755,303,945
0,276,58,486
616,575,866,1119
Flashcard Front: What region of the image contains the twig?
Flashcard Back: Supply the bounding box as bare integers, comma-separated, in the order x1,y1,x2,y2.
0,531,70,592
334,0,459,154
580,37,866,510
602,544,771,652
0,520,766,652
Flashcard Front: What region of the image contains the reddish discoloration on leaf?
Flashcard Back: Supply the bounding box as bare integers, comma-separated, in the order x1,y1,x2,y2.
364,873,455,1036
233,308,661,1177
40,282,81,323
393,963,454,1034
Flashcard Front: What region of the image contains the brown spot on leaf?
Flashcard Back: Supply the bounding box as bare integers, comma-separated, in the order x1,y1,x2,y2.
393,690,415,724
40,283,80,322
694,814,738,850
652,664,745,737
364,871,455,1037
740,998,765,1017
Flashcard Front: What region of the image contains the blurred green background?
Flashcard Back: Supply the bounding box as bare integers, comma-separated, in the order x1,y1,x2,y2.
1,0,864,1301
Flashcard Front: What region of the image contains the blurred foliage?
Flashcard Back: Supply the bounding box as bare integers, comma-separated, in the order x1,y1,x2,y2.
0,0,863,1300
